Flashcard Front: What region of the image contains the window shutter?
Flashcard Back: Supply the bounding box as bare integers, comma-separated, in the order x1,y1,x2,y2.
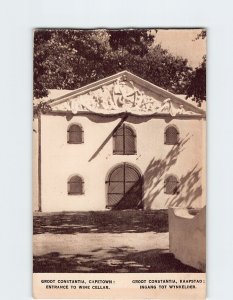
68,124,83,144
68,176,84,195
124,126,136,154
165,176,179,194
113,124,136,155
165,126,179,145
113,134,124,154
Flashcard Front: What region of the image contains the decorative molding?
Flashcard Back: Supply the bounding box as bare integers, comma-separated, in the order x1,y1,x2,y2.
52,75,202,117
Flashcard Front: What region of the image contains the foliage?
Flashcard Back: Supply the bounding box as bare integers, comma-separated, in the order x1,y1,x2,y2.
186,29,207,106
33,101,52,117
34,29,109,98
141,46,192,94
194,30,207,40
33,29,203,103
186,55,206,106
107,29,155,56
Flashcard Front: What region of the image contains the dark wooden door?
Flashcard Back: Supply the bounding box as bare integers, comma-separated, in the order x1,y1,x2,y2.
106,163,143,209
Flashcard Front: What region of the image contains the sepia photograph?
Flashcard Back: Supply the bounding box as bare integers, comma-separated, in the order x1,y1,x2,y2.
32,28,206,297
2,0,233,299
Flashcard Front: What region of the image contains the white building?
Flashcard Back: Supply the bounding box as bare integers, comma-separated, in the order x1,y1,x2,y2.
33,70,206,212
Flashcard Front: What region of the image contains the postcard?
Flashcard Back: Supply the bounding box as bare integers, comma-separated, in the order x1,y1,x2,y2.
33,28,206,299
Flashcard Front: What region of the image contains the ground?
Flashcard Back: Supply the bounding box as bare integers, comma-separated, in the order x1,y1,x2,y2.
33,210,200,273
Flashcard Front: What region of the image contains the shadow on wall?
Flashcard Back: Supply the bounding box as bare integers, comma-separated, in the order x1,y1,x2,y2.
112,179,143,210
166,165,202,208
143,134,202,209
88,115,128,162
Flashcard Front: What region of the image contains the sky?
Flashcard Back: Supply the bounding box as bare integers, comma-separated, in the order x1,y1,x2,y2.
153,29,206,68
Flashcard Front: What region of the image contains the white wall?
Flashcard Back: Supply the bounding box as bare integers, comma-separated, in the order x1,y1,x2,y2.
38,113,205,212
169,207,206,271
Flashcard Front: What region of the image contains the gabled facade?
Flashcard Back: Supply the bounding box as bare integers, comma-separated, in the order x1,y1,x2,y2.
33,71,206,212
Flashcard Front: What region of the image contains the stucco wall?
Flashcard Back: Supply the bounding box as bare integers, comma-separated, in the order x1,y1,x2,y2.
168,207,206,271
38,113,205,212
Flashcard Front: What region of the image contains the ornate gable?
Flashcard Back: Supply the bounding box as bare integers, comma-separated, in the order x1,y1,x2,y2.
49,71,205,117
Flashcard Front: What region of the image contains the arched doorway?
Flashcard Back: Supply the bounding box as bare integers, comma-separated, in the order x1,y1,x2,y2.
106,163,143,210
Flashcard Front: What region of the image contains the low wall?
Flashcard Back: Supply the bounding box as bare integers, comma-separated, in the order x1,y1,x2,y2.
168,206,206,271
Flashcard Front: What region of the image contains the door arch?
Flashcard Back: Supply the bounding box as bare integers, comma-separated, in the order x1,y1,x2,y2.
106,163,143,209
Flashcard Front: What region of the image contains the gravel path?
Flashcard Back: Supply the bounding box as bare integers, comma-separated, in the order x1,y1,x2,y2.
33,232,199,273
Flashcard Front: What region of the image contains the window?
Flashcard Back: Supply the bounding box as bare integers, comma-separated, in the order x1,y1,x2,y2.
68,175,84,195
164,175,179,195
164,126,179,145
113,124,136,155
67,124,83,144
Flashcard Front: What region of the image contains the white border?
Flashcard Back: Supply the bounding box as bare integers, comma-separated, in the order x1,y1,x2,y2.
1,0,233,299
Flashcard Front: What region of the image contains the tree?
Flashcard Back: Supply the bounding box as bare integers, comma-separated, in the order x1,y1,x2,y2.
107,29,155,57
185,30,206,106
186,55,206,106
33,30,53,98
140,46,192,94
33,29,193,100
194,30,206,40
33,29,110,98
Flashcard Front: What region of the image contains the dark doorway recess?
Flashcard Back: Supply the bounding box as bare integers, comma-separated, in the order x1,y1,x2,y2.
106,163,143,210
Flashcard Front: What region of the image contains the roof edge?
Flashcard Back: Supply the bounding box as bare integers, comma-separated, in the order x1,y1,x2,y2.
48,70,205,115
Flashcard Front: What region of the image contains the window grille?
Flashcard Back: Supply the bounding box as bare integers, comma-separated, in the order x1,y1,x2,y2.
113,124,136,155
67,124,83,144
68,175,84,195
164,126,179,145
164,175,179,195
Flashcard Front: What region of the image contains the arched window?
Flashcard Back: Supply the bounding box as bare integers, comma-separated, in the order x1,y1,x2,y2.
113,124,136,155
164,175,179,195
67,124,83,144
68,175,84,195
164,126,179,145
